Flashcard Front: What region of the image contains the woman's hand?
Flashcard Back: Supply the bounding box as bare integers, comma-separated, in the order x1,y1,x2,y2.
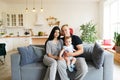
48,54,59,60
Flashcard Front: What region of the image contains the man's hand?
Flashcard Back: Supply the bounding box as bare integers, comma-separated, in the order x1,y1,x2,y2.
65,45,83,57
64,51,73,57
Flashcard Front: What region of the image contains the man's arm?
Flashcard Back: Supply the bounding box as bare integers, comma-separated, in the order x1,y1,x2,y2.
72,44,83,56
65,44,83,57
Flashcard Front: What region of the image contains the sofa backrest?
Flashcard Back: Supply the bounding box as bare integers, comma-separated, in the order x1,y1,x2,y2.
31,45,45,48
33,44,94,62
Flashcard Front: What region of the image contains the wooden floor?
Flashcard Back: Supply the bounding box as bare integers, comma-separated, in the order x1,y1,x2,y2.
0,50,17,80
0,51,120,80
113,61,120,80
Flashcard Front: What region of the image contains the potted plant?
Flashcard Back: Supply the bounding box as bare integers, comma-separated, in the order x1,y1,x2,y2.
115,33,120,53
113,32,119,42
80,21,97,43
9,33,14,36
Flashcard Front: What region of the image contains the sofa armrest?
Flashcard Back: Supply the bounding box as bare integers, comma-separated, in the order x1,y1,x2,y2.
103,51,114,80
11,53,21,80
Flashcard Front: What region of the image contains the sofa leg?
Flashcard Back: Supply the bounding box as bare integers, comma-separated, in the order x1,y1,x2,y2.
0,59,4,64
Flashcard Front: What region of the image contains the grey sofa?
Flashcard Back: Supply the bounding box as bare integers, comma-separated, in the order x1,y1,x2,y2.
11,44,113,80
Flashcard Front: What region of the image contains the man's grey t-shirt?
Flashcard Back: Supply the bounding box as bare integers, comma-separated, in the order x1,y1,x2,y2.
46,39,63,56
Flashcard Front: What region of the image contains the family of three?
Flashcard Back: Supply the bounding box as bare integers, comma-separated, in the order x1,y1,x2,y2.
43,24,88,80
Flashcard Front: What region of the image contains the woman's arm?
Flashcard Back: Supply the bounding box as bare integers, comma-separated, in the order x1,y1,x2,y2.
59,49,65,57
47,53,59,60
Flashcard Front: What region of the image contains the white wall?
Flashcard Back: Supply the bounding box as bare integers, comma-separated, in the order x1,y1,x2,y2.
44,1,100,36
0,0,102,38
0,1,7,20
98,0,104,39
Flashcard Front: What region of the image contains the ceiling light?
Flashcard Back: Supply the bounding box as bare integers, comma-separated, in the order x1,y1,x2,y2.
40,0,43,12
25,8,28,12
40,8,43,12
32,8,36,12
25,0,28,12
32,0,36,12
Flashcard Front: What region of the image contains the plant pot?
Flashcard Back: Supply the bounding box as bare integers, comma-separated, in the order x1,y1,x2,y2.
38,32,44,36
115,46,120,53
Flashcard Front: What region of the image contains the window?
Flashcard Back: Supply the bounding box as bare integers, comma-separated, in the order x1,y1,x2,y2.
104,0,120,40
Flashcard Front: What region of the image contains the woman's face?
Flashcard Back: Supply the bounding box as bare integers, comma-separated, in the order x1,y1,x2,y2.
54,30,60,38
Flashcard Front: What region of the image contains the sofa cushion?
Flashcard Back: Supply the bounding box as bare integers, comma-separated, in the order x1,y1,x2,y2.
84,62,103,80
21,62,47,80
18,45,38,66
92,42,104,69
32,46,45,62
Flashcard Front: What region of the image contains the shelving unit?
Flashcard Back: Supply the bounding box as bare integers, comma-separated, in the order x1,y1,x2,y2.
5,13,24,27
18,14,23,26
106,49,120,63
46,16,60,27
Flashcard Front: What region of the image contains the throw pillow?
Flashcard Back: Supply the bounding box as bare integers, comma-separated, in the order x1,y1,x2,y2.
82,44,94,61
32,46,45,62
18,45,38,66
92,42,104,69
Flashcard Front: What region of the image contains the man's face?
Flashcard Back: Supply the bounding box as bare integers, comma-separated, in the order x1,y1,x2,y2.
61,26,70,37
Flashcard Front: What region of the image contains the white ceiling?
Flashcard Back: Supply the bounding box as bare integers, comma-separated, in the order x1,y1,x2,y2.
0,0,100,4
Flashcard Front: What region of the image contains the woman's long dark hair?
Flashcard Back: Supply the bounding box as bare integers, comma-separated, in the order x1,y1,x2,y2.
45,26,61,50
47,26,61,40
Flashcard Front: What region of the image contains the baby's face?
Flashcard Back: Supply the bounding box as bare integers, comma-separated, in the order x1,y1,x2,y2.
65,38,72,46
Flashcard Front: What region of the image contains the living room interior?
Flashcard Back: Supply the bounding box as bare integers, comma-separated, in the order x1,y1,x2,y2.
0,0,120,80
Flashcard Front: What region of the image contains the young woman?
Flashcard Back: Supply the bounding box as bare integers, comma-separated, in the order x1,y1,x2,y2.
43,26,63,80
